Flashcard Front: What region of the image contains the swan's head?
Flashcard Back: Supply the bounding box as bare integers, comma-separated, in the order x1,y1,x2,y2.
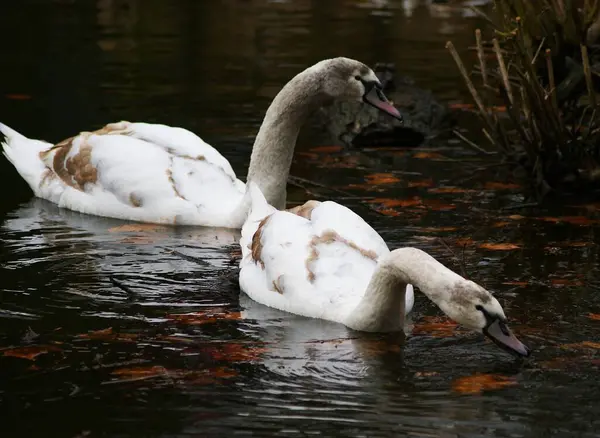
438,280,530,357
312,57,403,122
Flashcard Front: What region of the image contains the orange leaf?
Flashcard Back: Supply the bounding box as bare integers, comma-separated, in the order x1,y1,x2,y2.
413,151,445,159
423,199,456,211
455,237,475,246
413,316,460,337
167,310,242,325
5,94,32,100
297,152,319,160
588,313,600,321
502,281,529,286
492,221,510,228
428,187,471,194
108,224,168,233
2,345,61,361
560,341,600,350
364,173,401,185
368,198,422,208
452,374,517,395
408,180,434,188
550,278,583,287
485,182,520,190
479,243,520,250
205,343,267,362
448,102,475,110
77,327,138,343
537,216,598,226
417,226,459,233
112,366,167,378
309,145,344,153
375,208,401,216
506,215,525,220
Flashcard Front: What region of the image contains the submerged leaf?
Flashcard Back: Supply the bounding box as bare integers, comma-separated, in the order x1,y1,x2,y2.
479,242,521,250
413,151,446,160
108,224,169,233
485,182,521,190
368,198,422,208
167,310,242,325
2,345,61,361
364,173,401,185
428,187,472,194
588,313,600,321
452,374,517,395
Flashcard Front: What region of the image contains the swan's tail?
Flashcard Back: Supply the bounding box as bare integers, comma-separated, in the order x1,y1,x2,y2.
1,123,51,192
239,182,276,259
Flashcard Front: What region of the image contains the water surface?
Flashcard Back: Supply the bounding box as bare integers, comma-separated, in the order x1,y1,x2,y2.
1,1,600,437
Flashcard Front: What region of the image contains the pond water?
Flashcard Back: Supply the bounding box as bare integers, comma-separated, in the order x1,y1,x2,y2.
1,1,600,437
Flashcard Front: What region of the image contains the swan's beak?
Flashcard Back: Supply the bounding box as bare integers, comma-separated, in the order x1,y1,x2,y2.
362,84,403,122
483,319,530,358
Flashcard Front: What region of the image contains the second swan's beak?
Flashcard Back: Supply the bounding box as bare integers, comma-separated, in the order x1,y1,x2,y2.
483,319,530,358
362,82,403,122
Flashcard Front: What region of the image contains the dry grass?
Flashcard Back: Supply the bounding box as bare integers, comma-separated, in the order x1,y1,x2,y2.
448,0,600,198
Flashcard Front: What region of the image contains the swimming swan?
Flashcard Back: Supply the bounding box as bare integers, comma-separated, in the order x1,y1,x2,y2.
239,184,530,357
0,57,401,228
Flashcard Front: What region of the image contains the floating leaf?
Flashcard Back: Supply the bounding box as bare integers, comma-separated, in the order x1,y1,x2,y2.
5,94,32,100
492,221,510,228
417,226,459,233
296,152,319,160
423,199,456,211
588,313,600,321
364,173,401,185
109,365,237,384
455,237,475,246
376,208,402,217
506,215,525,220
560,341,600,350
550,278,583,287
448,102,475,110
204,343,267,362
484,182,520,190
413,316,460,337
452,374,517,395
368,197,422,208
2,345,61,361
537,216,598,226
502,281,529,286
413,151,445,160
408,180,434,188
167,310,242,325
112,366,167,379
479,243,520,250
309,145,344,153
108,224,169,233
428,187,472,194
77,327,138,343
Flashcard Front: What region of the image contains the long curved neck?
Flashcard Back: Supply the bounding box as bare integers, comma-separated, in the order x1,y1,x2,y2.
246,69,326,210
344,248,464,332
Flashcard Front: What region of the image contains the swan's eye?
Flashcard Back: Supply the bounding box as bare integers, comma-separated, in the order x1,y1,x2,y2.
475,304,484,312
354,75,361,81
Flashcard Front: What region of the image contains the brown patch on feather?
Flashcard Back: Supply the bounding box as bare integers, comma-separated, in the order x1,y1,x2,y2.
272,275,284,294
306,229,378,283
130,193,142,207
166,158,185,200
251,215,272,269
287,200,321,220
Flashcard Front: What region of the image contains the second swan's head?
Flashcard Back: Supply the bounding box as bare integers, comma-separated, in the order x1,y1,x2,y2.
307,57,403,122
437,280,530,358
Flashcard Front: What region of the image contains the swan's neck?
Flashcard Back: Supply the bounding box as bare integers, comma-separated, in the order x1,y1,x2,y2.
246,70,327,210
344,248,464,332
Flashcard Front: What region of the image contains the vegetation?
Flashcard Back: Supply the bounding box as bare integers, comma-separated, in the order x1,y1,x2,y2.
448,0,600,199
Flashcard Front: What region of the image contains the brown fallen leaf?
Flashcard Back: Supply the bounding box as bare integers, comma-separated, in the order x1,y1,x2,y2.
423,199,456,211
417,226,459,233
167,310,242,325
296,152,319,160
455,237,475,246
485,182,520,190
309,145,344,153
375,208,402,217
2,345,61,361
537,216,599,226
368,198,422,208
452,374,517,395
479,243,521,250
413,151,445,160
588,313,600,321
560,341,600,350
364,173,401,185
428,187,472,194
492,221,510,228
204,343,268,362
5,94,32,100
108,224,169,233
77,327,138,343
506,215,525,220
550,278,584,287
408,180,434,188
412,316,461,337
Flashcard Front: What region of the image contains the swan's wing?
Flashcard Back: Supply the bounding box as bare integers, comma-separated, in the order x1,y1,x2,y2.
307,201,390,257
239,206,380,324
36,123,244,225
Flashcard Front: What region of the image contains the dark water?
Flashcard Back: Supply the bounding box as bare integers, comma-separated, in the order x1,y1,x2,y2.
1,1,600,437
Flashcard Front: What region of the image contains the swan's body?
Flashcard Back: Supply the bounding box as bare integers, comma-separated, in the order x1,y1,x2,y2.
240,185,530,357
1,57,401,228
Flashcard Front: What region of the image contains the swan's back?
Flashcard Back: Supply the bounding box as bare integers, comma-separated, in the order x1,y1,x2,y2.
239,187,413,324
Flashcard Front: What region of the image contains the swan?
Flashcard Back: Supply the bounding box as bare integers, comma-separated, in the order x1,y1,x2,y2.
0,57,401,228
239,184,530,357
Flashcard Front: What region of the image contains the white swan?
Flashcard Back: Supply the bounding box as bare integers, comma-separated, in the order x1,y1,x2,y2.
0,57,401,228
239,184,530,357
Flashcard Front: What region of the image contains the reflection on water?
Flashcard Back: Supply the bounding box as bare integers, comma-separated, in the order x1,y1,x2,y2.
1,0,600,437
